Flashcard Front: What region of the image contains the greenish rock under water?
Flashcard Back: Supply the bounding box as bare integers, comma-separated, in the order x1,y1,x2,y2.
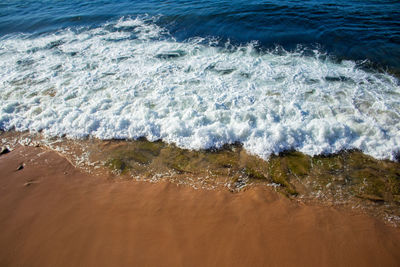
103,140,400,203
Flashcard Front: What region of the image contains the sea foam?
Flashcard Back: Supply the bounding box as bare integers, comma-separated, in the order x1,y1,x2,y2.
1,16,399,160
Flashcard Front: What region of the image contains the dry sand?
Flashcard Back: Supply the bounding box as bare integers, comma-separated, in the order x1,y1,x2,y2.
1,145,400,267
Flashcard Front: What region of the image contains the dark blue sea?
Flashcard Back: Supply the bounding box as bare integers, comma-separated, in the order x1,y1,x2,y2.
0,0,399,160
1,0,400,71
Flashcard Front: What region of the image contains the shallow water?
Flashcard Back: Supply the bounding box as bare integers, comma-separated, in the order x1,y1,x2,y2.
2,131,400,225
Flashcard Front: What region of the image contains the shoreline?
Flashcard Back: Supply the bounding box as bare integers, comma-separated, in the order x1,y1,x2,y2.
1,130,400,226
1,144,400,266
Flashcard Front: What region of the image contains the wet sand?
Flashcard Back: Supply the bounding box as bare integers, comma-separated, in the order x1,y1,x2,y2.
1,145,400,267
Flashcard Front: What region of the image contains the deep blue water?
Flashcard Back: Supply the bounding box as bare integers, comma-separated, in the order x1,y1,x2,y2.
1,0,400,72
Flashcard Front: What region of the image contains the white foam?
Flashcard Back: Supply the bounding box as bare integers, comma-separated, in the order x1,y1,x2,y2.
1,16,400,160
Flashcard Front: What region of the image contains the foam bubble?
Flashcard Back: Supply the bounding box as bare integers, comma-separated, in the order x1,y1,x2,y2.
1,16,399,160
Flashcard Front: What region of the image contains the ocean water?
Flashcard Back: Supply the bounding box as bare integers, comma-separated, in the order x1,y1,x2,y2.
0,0,400,160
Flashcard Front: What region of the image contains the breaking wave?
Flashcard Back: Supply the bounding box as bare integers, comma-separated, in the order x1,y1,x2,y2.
1,16,399,160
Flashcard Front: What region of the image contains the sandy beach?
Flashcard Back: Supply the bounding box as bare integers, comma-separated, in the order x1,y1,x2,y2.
0,145,399,267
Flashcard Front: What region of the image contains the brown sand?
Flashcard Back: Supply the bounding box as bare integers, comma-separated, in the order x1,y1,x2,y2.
1,145,400,267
